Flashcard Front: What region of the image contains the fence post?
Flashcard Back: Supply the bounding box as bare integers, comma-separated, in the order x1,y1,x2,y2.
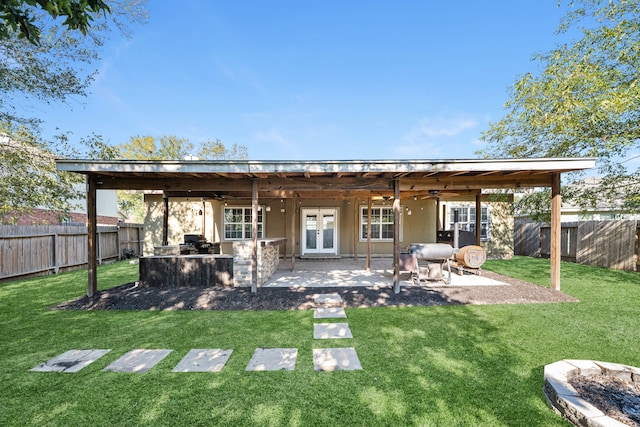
97,230,103,265
116,224,121,260
52,233,59,274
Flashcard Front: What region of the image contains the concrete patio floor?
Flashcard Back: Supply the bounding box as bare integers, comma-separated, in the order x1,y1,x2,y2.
263,258,508,288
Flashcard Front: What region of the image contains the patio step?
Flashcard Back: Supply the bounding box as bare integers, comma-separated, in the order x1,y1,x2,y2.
300,254,341,260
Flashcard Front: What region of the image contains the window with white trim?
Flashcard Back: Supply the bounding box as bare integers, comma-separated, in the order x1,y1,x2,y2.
223,207,264,240
360,206,399,241
448,204,490,240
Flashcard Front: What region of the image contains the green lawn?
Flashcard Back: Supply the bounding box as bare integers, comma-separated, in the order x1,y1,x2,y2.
1,257,639,426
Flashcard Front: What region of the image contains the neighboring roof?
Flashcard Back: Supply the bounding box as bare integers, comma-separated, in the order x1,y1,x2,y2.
56,157,596,200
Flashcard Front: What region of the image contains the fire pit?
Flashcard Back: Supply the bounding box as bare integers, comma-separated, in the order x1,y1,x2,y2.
544,359,640,426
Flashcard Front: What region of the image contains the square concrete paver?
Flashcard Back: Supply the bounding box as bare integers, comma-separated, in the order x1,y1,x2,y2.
31,349,111,373
314,323,353,339
314,307,347,319
103,349,172,373
172,349,233,372
314,293,343,306
246,348,298,371
313,348,362,371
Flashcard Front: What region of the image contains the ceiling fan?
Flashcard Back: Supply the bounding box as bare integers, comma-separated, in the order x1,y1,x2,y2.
415,189,462,200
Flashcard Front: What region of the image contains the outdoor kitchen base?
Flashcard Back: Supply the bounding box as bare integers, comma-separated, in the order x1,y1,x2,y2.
139,255,234,287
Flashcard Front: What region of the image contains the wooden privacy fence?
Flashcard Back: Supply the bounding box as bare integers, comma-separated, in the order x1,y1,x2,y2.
0,223,143,281
515,220,639,272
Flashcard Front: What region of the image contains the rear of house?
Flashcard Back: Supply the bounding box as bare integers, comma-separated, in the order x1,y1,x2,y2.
143,194,514,259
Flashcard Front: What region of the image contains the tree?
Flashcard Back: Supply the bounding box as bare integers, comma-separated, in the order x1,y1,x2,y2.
0,125,81,223
0,1,146,223
198,139,249,160
0,0,110,45
480,0,640,215
0,124,119,223
116,136,249,222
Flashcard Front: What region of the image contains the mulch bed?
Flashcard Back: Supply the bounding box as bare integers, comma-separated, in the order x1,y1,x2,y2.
53,271,577,311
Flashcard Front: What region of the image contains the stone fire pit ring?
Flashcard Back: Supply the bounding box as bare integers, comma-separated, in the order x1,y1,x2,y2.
543,359,640,426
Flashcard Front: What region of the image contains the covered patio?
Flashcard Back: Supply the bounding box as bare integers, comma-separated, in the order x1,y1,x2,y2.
56,157,596,296
263,258,508,288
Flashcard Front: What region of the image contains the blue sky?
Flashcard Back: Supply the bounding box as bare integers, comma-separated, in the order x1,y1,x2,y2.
35,1,572,160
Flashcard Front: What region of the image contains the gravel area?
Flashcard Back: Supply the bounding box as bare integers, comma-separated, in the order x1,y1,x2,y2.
53,271,577,311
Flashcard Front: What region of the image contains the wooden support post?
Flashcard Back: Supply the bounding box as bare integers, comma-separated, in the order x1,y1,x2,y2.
353,200,358,260
201,201,206,236
290,197,296,271
393,179,401,293
162,193,169,246
87,176,97,297
435,198,441,233
251,179,259,293
475,192,482,246
550,173,562,291
366,193,372,271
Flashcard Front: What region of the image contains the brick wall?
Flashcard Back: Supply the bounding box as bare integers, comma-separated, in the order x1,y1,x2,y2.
3,208,119,226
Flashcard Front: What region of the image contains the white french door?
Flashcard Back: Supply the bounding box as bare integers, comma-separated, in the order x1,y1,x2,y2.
301,208,338,255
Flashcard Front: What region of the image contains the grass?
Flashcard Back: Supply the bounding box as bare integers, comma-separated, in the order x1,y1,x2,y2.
1,257,639,426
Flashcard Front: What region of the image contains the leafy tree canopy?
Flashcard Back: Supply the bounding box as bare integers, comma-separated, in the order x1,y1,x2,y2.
0,0,110,44
116,136,249,222
480,0,640,215
0,1,147,223
0,124,117,223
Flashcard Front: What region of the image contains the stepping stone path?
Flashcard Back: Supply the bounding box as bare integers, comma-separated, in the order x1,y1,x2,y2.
103,349,173,373
313,348,363,371
31,293,362,374
314,307,347,319
31,349,111,373
312,293,362,371
246,348,298,371
314,323,353,339
172,349,233,373
313,292,343,306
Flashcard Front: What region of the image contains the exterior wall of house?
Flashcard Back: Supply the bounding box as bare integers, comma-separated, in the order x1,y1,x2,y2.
143,195,513,258
67,187,120,220
144,195,438,257
481,201,514,259
143,194,214,255
440,199,514,259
